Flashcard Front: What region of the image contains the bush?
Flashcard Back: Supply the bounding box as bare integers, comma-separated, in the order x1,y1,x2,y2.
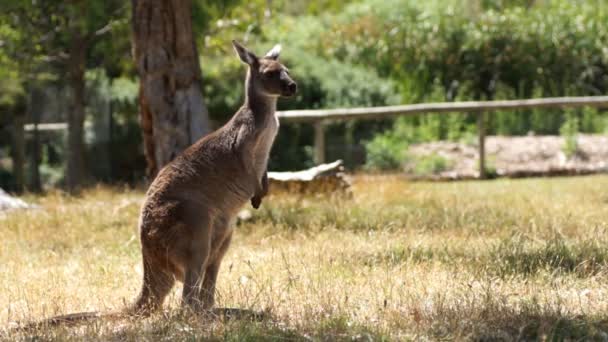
363,115,424,170
364,108,466,170
325,0,608,134
364,134,407,171
413,154,452,176
560,110,579,158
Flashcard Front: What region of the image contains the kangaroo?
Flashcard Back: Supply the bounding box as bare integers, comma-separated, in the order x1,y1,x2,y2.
132,40,296,313
14,40,296,330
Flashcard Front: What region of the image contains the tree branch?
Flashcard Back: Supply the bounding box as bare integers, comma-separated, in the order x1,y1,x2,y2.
85,3,129,43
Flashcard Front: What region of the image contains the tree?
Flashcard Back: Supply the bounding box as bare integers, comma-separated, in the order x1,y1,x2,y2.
1,1,126,192
131,0,211,179
0,26,26,192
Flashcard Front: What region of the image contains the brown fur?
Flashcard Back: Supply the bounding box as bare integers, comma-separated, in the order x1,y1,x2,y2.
15,41,296,330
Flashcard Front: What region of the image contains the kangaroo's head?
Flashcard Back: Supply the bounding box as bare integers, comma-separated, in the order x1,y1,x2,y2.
232,40,297,98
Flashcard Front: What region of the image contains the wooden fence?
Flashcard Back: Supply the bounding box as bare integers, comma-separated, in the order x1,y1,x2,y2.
276,96,608,178
18,96,608,181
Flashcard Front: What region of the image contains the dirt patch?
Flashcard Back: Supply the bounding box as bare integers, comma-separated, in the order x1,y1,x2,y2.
406,134,608,179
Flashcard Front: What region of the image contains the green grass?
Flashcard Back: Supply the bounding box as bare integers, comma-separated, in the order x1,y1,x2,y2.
2,176,608,340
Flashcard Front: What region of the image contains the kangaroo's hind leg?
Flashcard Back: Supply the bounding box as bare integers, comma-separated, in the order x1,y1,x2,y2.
200,216,234,309
131,251,176,316
181,217,213,312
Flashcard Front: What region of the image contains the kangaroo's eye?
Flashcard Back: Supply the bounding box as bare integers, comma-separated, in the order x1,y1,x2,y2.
263,70,277,78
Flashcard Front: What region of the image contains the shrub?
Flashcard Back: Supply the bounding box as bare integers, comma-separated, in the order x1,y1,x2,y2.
325,0,608,135
413,154,452,176
364,134,407,171
559,110,579,158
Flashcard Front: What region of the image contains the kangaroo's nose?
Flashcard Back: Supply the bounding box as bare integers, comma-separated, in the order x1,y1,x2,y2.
288,82,297,94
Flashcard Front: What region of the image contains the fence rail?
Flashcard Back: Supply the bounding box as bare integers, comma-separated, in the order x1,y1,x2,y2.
276,96,608,178
17,96,608,180
24,123,68,131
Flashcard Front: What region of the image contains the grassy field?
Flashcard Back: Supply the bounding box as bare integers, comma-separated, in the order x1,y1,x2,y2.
2,175,608,340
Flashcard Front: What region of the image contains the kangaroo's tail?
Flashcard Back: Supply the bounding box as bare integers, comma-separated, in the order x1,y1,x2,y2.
8,295,160,333
9,277,166,333
9,310,126,332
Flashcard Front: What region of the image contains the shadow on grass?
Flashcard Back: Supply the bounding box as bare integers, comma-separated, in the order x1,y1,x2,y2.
360,236,608,278
5,308,389,341
104,310,389,342
516,315,608,341
408,289,608,341
488,237,608,277
451,312,608,341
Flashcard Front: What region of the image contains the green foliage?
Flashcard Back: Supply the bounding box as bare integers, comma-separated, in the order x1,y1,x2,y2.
413,154,452,176
39,163,64,188
0,24,26,120
3,0,608,181
0,1,127,72
483,154,499,179
559,110,579,158
321,0,608,137
331,0,608,170
364,108,469,171
283,53,401,110
363,116,426,170
363,134,407,171
201,57,244,121
331,0,608,99
110,77,138,104
201,11,401,119
579,106,607,134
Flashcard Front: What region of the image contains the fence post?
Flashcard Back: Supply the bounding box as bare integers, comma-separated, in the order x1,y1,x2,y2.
478,112,486,179
314,120,326,165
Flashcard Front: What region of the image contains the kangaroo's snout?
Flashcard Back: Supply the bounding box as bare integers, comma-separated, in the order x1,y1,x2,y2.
288,82,297,93
284,81,297,97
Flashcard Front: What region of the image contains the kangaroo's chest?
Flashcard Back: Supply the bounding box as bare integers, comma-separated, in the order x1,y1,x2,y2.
254,114,279,174
258,115,279,155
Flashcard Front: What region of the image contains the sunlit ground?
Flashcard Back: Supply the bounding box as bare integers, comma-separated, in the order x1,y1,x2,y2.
2,175,608,340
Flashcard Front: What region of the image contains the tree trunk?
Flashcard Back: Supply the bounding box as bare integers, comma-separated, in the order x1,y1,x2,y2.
65,30,87,192
131,0,211,179
27,86,42,192
29,121,42,193
11,112,26,193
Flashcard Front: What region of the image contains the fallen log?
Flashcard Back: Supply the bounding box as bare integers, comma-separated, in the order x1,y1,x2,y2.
0,161,349,223
268,159,351,196
0,188,32,211
237,160,351,223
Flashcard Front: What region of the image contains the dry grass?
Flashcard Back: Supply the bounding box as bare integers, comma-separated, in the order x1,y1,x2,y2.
2,175,608,340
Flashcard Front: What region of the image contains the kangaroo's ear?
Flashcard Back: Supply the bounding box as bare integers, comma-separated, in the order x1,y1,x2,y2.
232,40,258,66
264,44,281,60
